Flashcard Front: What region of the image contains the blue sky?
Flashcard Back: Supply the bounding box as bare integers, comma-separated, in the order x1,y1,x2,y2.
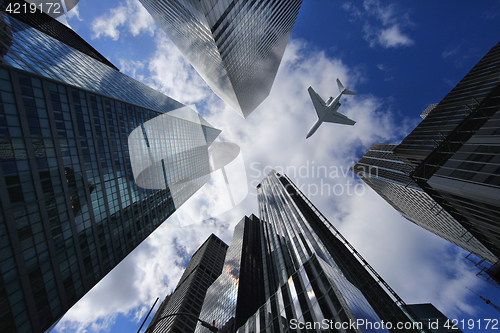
53,1,500,332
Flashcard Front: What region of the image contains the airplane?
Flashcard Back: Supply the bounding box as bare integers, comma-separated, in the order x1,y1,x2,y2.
306,78,356,139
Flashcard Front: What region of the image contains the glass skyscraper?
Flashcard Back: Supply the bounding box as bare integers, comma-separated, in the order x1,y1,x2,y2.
147,234,228,333
357,41,500,279
352,144,498,264
403,304,462,333
138,0,303,118
197,215,265,333
0,5,220,333
194,172,424,333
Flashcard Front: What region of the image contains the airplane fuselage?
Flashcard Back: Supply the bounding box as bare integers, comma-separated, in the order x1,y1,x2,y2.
326,94,341,108
306,94,341,138
306,79,356,139
306,119,323,139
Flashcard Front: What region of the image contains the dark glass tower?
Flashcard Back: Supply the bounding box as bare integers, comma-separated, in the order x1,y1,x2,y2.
138,0,303,118
197,215,265,333
147,234,228,333
195,172,424,333
0,6,220,333
352,143,498,264
403,304,463,333
391,41,500,267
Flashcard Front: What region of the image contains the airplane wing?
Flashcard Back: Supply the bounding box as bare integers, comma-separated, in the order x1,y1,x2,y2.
308,87,327,118
323,110,356,125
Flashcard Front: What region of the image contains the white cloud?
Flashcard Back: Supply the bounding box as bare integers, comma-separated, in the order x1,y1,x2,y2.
55,30,487,333
119,59,145,81
363,0,397,26
128,1,156,37
92,6,127,40
342,2,363,22
91,0,156,40
66,3,82,21
55,225,231,333
344,0,415,49
377,24,415,48
339,188,482,318
144,35,214,106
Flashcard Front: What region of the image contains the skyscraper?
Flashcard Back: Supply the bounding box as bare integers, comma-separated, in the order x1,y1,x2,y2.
194,172,424,333
0,5,220,333
352,143,498,264
197,215,265,333
147,234,228,333
355,41,500,273
138,0,303,118
403,304,463,333
393,42,500,260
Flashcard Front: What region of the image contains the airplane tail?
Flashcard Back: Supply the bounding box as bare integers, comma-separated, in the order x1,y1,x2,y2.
337,78,356,96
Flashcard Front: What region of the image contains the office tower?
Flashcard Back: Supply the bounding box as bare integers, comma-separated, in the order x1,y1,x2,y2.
138,0,303,118
403,304,463,333
197,215,265,333
147,234,228,333
420,104,437,119
196,172,423,333
0,5,220,333
352,144,498,264
392,41,500,262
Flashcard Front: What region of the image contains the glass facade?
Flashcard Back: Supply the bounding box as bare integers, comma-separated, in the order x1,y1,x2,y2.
392,41,500,266
128,109,218,209
232,253,391,333
0,10,220,333
196,215,265,333
147,234,228,333
394,42,500,168
195,173,422,333
403,304,463,333
198,218,247,333
253,172,418,333
138,0,303,118
352,144,498,264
